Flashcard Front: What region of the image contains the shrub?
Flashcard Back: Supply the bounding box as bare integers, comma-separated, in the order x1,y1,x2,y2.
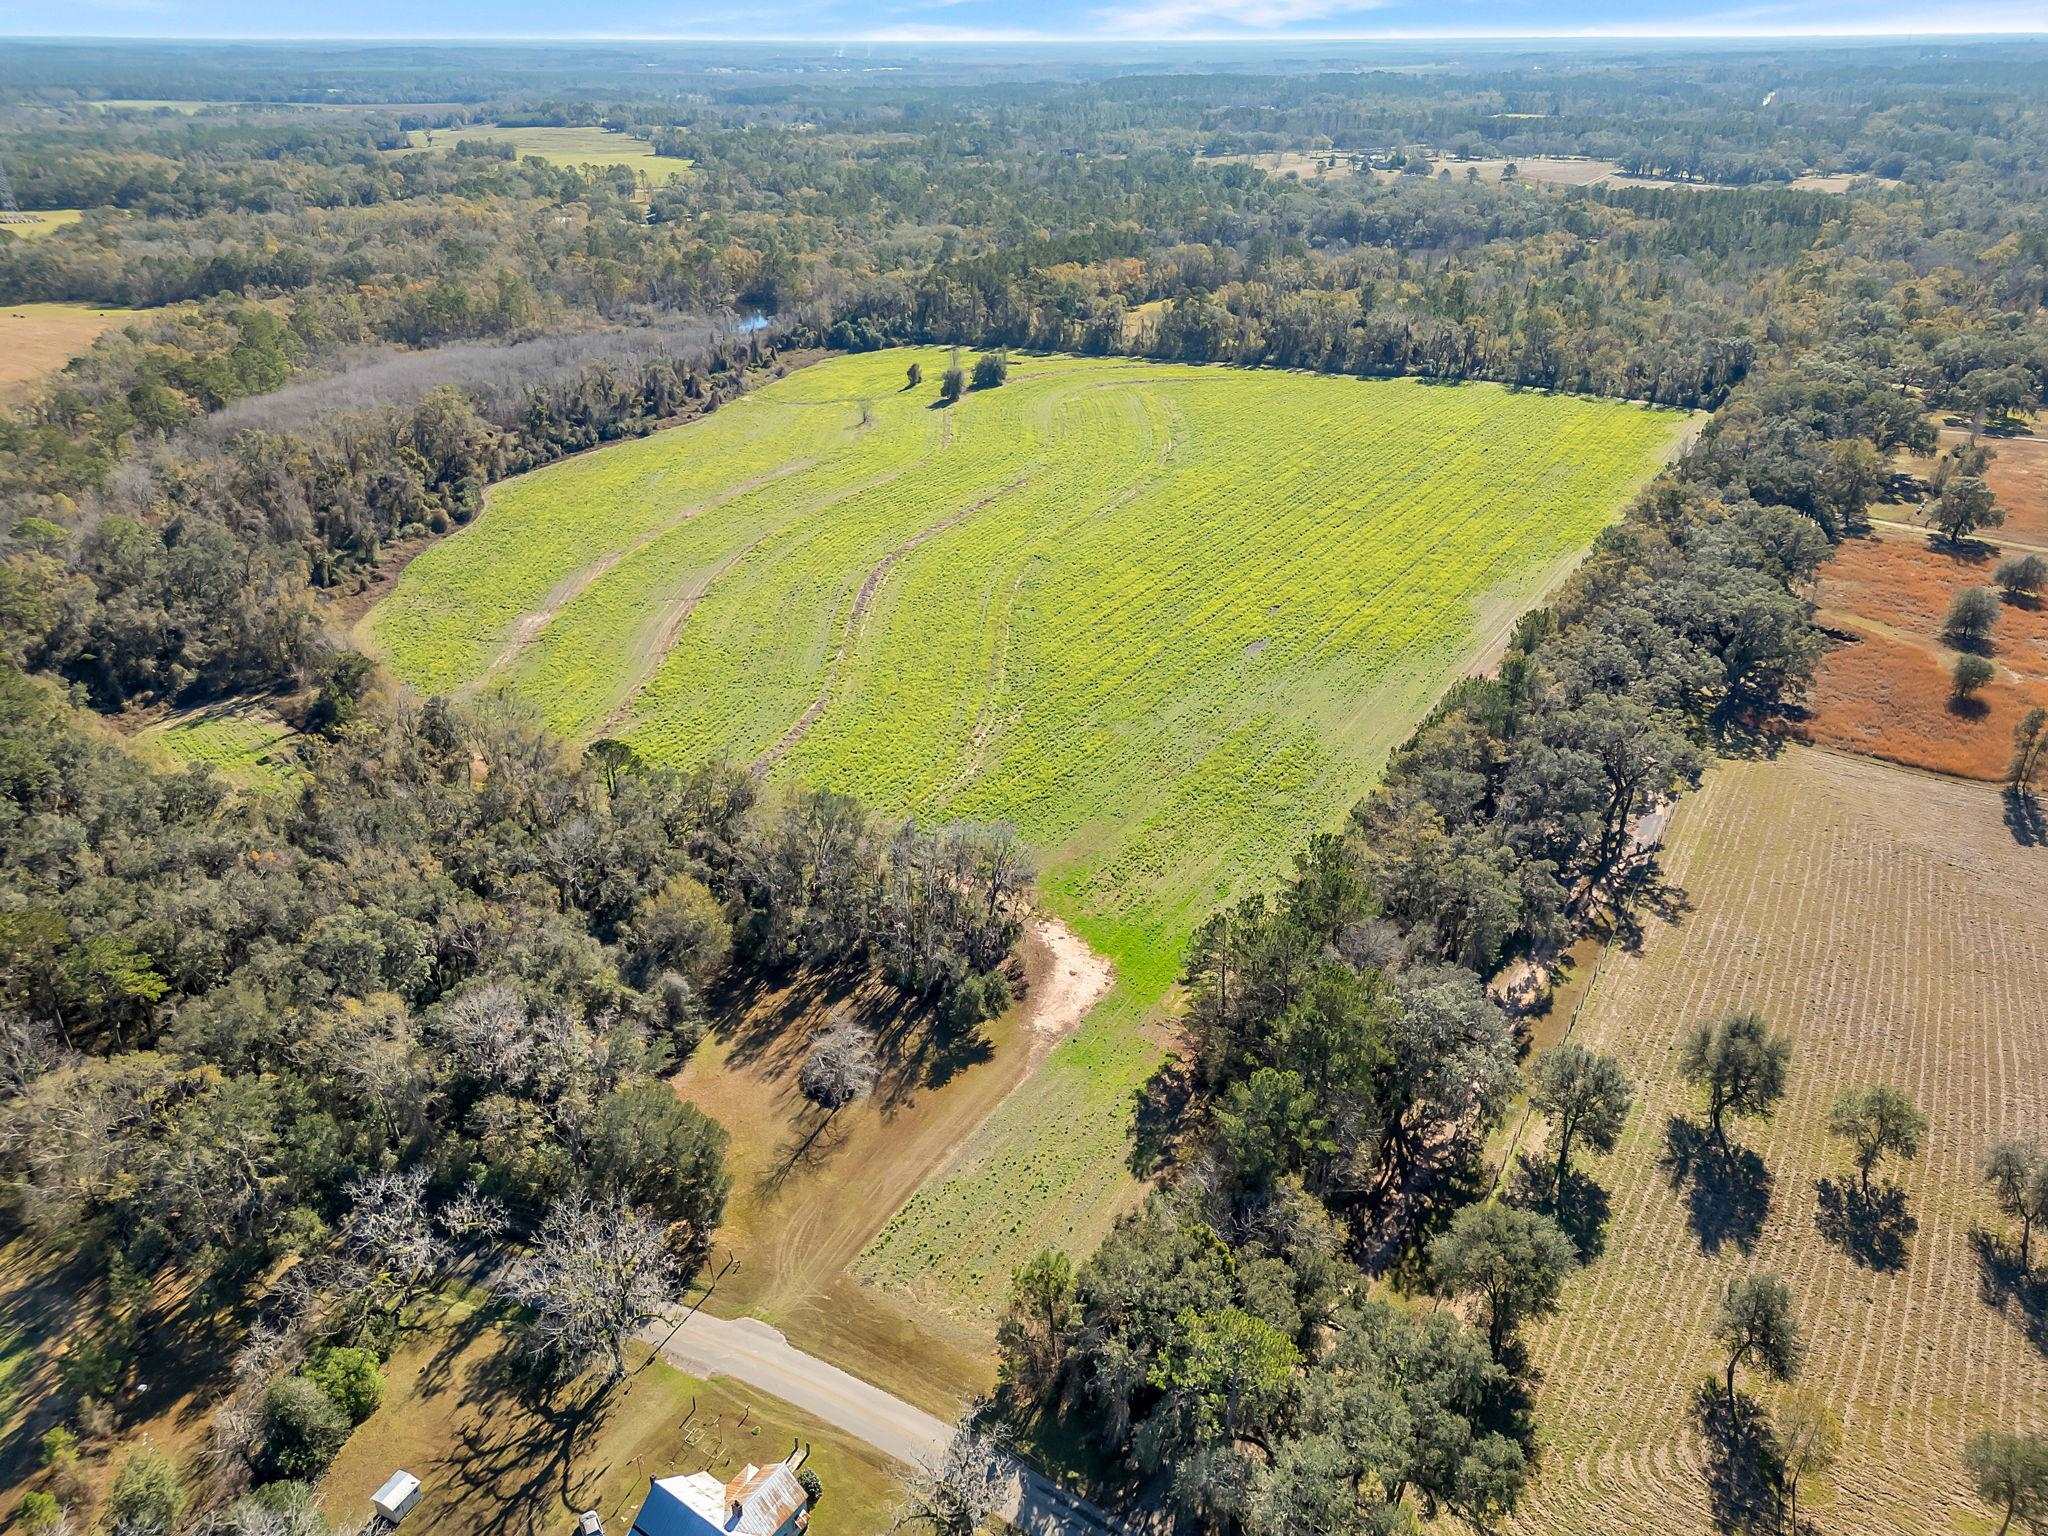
262,1375,352,1480
905,362,922,388
1953,653,1995,701
39,1425,78,1466
798,1467,822,1507
18,1491,63,1535
1943,586,2001,650
107,1447,186,1536
305,1345,384,1424
939,366,965,403
972,352,1009,390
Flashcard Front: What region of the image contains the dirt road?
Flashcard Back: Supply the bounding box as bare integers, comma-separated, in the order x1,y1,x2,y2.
638,1310,1130,1536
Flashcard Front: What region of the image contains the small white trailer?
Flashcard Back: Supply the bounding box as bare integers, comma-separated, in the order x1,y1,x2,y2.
372,1471,423,1526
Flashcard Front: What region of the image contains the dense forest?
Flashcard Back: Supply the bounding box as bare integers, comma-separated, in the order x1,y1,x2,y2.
0,34,2045,1536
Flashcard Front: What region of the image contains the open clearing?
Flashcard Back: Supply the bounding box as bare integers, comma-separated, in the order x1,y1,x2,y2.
1516,746,2048,1535
0,302,133,400
0,210,84,241
367,347,1688,1324
1800,534,2048,780
138,700,303,792
321,1305,901,1536
384,125,691,178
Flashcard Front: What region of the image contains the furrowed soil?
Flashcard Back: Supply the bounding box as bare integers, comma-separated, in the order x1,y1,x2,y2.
1514,746,2048,1536
366,347,1690,1333
1800,534,2048,780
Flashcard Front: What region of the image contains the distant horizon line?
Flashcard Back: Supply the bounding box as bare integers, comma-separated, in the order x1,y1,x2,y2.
5,26,2046,44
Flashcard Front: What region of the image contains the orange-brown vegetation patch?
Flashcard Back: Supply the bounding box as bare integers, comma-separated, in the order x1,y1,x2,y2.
1982,433,2048,541
1800,535,2048,779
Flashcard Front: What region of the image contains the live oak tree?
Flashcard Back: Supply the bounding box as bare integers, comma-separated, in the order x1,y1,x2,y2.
1713,1273,1801,1406
1429,1202,1575,1361
1929,474,2003,546
1825,1086,1926,1195
1944,586,2002,651
1966,1429,2048,1536
2012,708,2048,791
994,1248,1076,1404
1774,1388,1841,1536
1530,1044,1633,1194
1996,553,2047,602
1679,1011,1792,1150
1954,653,1995,702
1984,1140,2048,1270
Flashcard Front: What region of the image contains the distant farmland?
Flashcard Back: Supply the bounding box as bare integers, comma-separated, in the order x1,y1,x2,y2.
383,124,691,178
366,347,1688,1320
1517,747,2048,1535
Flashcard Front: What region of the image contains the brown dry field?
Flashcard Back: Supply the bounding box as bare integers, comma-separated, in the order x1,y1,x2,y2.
0,303,133,401
1515,746,2048,1536
670,923,1095,1417
1800,535,2048,780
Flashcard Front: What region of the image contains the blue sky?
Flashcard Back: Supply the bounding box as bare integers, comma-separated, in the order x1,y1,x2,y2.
1,0,2041,39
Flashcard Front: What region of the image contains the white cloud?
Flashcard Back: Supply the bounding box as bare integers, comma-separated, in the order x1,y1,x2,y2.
1091,0,1374,33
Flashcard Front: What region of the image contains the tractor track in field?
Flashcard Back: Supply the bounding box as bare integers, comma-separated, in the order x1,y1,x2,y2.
751,473,1033,774
467,457,823,692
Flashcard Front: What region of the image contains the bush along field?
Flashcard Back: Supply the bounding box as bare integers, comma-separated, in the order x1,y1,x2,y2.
366,346,1691,1323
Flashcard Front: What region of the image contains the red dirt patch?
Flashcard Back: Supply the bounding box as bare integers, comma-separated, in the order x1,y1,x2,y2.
1799,535,2048,779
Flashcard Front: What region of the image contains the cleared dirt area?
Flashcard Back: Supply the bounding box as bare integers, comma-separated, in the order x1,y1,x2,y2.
672,919,1109,1415
1516,747,2048,1536
1800,534,2048,780
0,303,133,401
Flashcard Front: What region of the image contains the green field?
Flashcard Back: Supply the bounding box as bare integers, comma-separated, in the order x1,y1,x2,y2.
0,210,84,241
366,348,1688,1320
385,124,691,178
140,702,302,792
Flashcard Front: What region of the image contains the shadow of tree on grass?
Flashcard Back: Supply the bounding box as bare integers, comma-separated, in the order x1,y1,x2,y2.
1814,1178,1916,1272
1971,1227,2048,1357
1662,1118,1773,1256
1692,1381,1783,1535
1507,1154,1613,1263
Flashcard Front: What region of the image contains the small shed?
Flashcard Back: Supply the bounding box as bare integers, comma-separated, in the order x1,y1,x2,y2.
373,1471,424,1525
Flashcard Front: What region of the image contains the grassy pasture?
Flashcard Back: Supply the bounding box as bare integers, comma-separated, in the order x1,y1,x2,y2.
137,700,303,792
0,210,85,241
1514,747,2048,1535
385,125,691,179
367,348,1689,1325
0,301,132,401
1801,534,2048,781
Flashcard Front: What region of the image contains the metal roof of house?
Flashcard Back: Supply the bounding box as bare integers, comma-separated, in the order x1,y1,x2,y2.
629,1463,805,1536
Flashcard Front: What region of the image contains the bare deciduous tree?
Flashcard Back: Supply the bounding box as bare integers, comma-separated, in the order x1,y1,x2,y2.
499,1195,679,1382
800,1019,879,1113
894,1418,1008,1536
